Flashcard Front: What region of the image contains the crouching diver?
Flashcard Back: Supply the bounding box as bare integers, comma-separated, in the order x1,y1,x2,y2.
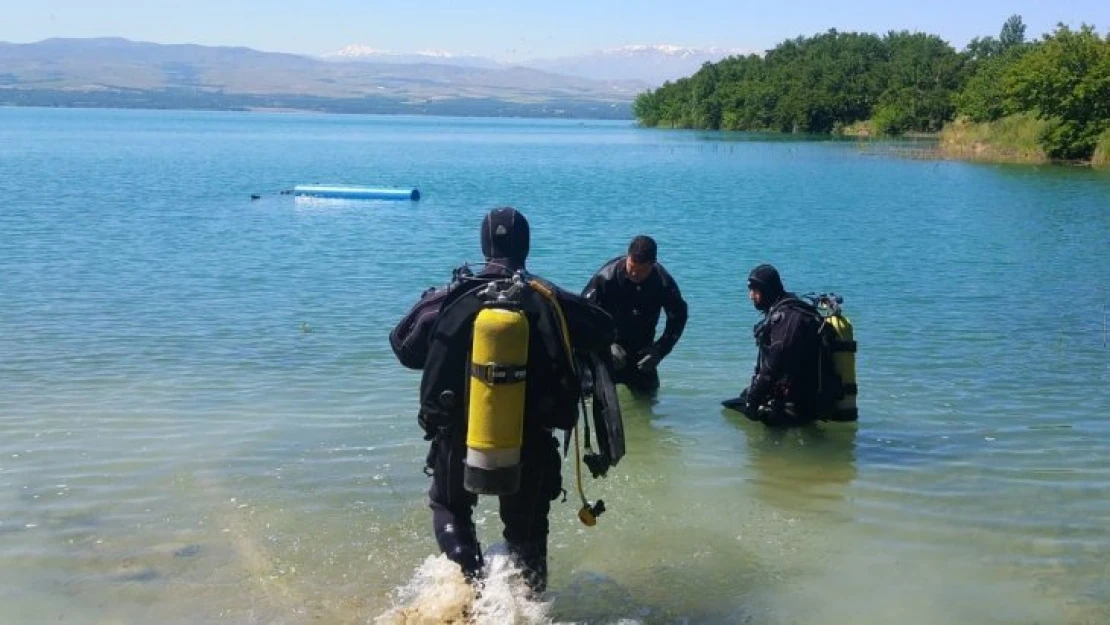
728,264,824,427
389,207,618,594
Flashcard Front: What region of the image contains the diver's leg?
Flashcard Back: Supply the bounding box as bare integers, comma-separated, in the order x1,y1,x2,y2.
428,427,482,577
498,430,561,593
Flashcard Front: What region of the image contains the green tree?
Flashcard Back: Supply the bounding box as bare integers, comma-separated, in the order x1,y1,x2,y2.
632,24,966,135
1006,24,1110,159
956,45,1028,122
632,90,660,126
877,31,963,132
966,36,1002,60
999,15,1027,50
956,15,1033,122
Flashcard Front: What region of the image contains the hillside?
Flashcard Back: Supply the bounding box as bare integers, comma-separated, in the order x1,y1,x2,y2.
0,38,643,118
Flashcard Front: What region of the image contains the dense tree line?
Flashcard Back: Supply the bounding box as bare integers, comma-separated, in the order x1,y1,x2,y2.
634,16,1110,160
959,22,1110,159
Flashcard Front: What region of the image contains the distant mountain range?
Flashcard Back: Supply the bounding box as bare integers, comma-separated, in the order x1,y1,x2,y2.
0,38,750,118
326,44,753,85
326,45,506,70
0,38,636,118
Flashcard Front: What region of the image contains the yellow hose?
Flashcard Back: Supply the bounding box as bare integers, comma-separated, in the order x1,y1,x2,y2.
526,279,595,524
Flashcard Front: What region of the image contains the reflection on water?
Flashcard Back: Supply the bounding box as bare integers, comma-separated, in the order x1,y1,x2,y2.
726,412,859,513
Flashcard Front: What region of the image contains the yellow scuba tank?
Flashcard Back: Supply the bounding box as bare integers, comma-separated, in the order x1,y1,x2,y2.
464,304,529,495
826,312,858,421
812,293,858,422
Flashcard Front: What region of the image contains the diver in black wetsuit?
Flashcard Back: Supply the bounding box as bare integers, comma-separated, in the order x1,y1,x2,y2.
582,235,688,395
390,207,613,593
732,264,823,427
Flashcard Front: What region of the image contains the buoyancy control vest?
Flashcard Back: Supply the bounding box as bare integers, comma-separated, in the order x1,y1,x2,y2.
756,293,859,423
419,270,582,495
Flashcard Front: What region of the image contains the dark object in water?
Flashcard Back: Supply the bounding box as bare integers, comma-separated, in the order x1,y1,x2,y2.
114,567,159,583
721,395,747,412
173,544,202,558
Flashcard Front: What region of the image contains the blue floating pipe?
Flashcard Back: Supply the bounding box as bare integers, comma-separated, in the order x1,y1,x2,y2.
290,185,420,201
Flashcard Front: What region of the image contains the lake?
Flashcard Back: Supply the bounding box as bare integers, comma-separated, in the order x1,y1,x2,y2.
1,107,1108,624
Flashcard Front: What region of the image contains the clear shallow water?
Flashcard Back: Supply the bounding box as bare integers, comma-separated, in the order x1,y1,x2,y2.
0,107,1108,624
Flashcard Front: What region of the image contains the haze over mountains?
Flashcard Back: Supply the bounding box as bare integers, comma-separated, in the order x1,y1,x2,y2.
0,38,748,118
327,43,752,85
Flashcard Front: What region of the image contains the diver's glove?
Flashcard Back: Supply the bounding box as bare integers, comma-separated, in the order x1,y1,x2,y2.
609,343,628,371
635,347,661,372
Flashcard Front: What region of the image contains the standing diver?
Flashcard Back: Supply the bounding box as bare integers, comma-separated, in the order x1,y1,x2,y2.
582,235,688,395
389,207,614,593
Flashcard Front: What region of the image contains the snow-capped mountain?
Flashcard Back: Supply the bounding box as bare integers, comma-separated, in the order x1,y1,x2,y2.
324,44,503,69
524,45,755,85
324,43,754,85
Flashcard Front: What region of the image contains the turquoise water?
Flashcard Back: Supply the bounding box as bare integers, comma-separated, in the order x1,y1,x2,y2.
1,107,1108,624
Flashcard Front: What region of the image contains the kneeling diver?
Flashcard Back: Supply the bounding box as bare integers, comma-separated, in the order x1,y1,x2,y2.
724,264,859,427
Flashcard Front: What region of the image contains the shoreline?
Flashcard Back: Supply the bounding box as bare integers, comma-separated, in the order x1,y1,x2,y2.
0,98,635,121
5,102,1106,169
640,117,1110,170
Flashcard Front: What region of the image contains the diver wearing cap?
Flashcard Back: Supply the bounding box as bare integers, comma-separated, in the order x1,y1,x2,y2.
582,235,688,395
389,207,614,594
734,264,823,427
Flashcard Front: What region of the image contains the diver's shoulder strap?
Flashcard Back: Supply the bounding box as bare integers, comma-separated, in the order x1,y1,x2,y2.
772,295,817,316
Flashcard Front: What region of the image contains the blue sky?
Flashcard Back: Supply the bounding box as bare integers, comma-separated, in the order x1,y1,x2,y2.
3,0,1108,60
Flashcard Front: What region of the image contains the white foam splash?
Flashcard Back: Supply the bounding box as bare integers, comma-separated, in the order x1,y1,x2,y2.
375,549,553,625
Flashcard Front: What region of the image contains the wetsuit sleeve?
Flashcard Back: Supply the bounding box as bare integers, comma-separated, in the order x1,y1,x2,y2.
653,274,688,358
389,287,447,370
747,311,802,407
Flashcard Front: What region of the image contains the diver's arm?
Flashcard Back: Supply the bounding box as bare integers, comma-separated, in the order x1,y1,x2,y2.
582,258,624,351
389,288,446,370
747,319,792,406
653,269,688,358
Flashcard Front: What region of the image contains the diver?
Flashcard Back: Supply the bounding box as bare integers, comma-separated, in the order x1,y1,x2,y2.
582,235,688,395
728,264,825,427
389,207,615,594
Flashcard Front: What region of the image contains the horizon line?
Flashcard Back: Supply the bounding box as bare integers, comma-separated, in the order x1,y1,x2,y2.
0,35,760,62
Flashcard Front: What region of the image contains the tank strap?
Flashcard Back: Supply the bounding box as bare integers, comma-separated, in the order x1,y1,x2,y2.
841,383,858,395
831,339,857,353
469,362,528,384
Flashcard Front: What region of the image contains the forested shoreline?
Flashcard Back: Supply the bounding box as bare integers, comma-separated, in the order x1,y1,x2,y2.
633,16,1110,166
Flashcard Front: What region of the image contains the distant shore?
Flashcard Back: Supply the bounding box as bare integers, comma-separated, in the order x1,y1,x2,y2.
800,115,1110,170
0,90,634,121
6,98,1108,169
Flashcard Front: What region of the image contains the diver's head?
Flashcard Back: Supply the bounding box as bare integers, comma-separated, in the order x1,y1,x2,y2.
480,207,530,268
625,235,657,284
747,264,784,312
